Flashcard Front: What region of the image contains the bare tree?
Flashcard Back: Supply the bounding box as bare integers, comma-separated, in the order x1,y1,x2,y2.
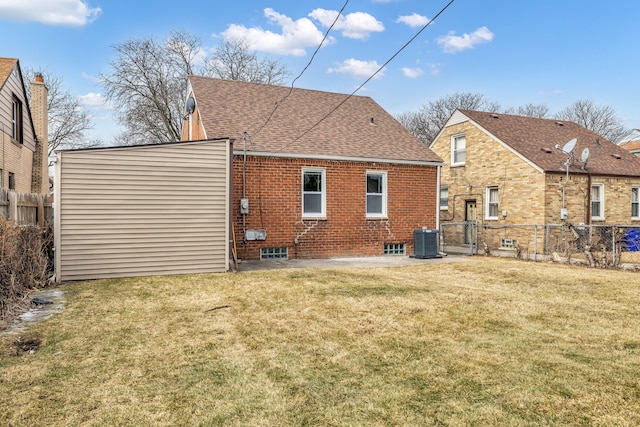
101,32,290,145
101,33,190,144
203,38,289,85
503,103,550,118
23,67,97,156
397,92,501,145
555,99,628,142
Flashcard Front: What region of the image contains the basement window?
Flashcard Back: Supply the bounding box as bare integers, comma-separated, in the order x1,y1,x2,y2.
260,247,288,260
384,243,405,255
500,239,516,250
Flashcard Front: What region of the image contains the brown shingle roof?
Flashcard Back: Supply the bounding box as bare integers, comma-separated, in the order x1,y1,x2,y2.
621,140,640,152
0,57,18,89
459,109,640,177
189,76,442,164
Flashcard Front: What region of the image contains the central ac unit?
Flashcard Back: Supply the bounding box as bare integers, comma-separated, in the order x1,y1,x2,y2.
413,228,441,259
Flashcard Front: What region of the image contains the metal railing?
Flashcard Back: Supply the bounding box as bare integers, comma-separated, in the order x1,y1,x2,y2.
440,222,640,268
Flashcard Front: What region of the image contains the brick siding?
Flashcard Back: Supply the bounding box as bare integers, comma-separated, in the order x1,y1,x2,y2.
232,155,438,260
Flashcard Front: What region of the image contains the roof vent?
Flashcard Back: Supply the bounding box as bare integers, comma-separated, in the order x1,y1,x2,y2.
541,147,552,154
611,153,622,160
490,114,499,119
555,121,564,126
370,117,376,125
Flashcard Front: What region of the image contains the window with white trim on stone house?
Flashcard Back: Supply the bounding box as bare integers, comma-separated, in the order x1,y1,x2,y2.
632,186,639,220
451,134,466,166
302,168,326,217
591,183,604,221
440,186,449,210
486,186,499,220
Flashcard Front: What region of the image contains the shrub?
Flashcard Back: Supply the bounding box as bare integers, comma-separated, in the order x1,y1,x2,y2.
0,220,53,328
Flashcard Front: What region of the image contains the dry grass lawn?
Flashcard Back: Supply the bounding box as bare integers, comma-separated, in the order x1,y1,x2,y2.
1,257,639,426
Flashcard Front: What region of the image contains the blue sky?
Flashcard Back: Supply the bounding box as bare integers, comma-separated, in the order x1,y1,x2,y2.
1,0,639,143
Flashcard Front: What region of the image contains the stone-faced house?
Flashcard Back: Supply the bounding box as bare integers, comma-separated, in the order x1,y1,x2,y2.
430,109,640,240
0,57,48,194
618,129,640,157
182,76,443,260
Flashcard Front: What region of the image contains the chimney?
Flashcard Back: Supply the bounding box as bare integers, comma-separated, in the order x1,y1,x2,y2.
30,74,49,194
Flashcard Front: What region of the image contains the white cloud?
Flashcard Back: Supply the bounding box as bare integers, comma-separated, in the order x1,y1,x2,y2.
327,58,384,79
437,26,494,53
0,0,101,26
396,13,430,28
309,9,384,40
401,67,423,78
81,71,101,83
77,92,113,110
222,8,329,56
428,63,443,76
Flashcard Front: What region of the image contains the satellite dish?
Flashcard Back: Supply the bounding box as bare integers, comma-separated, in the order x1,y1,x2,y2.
581,147,590,163
561,138,577,154
186,96,196,115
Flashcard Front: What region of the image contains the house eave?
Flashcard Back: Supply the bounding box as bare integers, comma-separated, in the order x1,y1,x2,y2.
438,110,545,173
232,150,444,167
544,170,640,179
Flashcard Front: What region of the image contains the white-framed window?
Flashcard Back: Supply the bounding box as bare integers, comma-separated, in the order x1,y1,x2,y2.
366,171,387,217
591,183,605,221
632,186,639,220
486,186,499,220
11,96,23,144
440,186,449,210
451,134,466,166
302,168,326,217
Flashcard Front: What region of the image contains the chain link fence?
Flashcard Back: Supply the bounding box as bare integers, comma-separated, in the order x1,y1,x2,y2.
440,222,640,269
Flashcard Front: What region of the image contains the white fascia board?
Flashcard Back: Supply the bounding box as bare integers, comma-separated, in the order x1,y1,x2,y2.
429,109,468,149
232,150,444,167
436,110,544,174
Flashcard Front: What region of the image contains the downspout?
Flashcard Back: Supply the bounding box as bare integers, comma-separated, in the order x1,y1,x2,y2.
436,165,441,230
586,172,592,225
2,124,5,185
242,132,247,241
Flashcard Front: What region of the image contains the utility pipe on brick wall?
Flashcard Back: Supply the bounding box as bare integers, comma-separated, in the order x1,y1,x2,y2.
242,132,247,241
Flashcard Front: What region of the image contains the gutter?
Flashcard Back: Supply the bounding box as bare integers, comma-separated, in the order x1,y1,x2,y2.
232,150,444,167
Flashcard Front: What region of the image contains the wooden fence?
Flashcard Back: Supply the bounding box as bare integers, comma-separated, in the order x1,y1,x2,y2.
0,188,53,226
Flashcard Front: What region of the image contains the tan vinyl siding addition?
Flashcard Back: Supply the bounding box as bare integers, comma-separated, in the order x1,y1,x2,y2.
56,140,230,281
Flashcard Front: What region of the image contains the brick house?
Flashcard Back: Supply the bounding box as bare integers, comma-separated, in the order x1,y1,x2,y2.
430,109,640,249
618,129,640,157
0,57,48,194
182,76,443,260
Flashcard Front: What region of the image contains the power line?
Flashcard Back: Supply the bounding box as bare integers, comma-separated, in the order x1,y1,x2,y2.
250,0,350,139
273,0,456,154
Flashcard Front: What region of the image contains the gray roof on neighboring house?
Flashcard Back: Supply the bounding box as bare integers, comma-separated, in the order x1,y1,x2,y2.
188,75,443,164
458,109,640,177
